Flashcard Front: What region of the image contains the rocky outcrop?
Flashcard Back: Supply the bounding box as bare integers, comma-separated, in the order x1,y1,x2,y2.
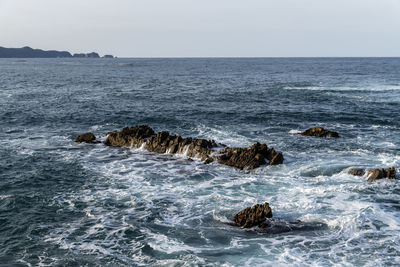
102,55,114,58
144,131,217,162
104,125,155,148
232,203,327,233
218,143,284,170
78,125,284,170
347,167,396,182
75,132,99,144
367,168,396,182
301,127,339,138
233,202,272,228
347,168,365,176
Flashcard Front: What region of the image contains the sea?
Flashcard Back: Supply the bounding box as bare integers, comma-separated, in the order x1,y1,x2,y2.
0,58,399,266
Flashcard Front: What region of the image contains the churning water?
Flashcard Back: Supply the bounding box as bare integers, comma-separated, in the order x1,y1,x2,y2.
0,58,399,266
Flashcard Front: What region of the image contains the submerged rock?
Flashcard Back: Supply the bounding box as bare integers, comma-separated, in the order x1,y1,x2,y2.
75,132,99,144
301,127,339,138
104,125,155,147
233,202,272,228
347,168,365,176
218,143,284,170
367,167,396,182
258,218,327,234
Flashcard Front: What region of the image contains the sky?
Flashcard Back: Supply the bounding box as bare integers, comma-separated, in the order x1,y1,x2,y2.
1,0,399,57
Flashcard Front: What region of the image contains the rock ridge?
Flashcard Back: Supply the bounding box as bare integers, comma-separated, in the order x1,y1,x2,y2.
76,125,284,170
347,167,396,182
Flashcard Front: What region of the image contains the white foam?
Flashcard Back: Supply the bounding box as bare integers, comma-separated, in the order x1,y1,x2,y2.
194,124,249,147
90,125,101,131
288,129,302,134
211,210,231,224
30,121,400,266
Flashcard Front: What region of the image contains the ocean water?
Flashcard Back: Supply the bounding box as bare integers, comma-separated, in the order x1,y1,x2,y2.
0,58,399,266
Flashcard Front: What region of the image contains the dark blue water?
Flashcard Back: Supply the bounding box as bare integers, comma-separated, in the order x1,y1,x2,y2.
1,58,400,266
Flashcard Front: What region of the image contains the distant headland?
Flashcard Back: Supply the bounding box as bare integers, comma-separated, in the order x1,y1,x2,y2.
0,46,114,58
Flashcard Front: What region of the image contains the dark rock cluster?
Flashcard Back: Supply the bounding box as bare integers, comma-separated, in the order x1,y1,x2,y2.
301,127,339,138
366,168,396,182
76,125,284,170
347,167,396,182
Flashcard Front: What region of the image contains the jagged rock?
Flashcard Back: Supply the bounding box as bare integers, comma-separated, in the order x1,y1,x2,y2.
144,131,218,160
348,168,365,176
233,202,272,228
75,132,98,144
269,151,284,165
367,168,396,182
186,138,218,160
218,142,284,170
301,127,339,138
104,125,155,148
257,218,327,234
203,157,214,164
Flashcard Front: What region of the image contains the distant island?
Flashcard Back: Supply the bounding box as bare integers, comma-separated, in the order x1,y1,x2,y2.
0,46,114,58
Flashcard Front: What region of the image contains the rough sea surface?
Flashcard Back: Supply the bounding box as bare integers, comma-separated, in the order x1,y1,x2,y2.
1,58,399,266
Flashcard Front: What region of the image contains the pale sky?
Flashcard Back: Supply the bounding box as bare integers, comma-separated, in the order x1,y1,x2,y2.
1,0,399,57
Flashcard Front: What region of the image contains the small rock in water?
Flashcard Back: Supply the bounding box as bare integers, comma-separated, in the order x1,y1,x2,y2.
367,167,396,182
233,202,272,228
347,168,365,176
301,127,339,138
75,132,99,144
